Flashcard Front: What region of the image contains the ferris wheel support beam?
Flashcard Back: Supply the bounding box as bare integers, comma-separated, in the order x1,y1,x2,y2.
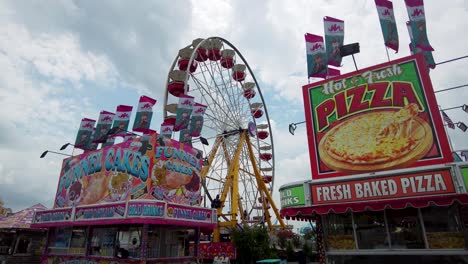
200,137,223,181
246,134,286,230
213,131,247,242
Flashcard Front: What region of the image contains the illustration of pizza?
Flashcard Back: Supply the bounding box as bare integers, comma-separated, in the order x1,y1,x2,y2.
318,103,433,173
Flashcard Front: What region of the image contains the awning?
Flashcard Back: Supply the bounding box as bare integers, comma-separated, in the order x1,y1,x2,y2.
280,194,468,221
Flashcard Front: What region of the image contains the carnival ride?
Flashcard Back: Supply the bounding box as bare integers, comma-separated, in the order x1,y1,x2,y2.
163,37,286,241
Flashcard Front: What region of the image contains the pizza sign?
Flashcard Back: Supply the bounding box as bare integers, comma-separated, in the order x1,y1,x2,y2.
303,54,453,180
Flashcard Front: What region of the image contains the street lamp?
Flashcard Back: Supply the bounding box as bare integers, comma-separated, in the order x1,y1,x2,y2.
462,104,468,114
60,143,75,151
288,121,306,136
457,122,468,132
40,150,72,158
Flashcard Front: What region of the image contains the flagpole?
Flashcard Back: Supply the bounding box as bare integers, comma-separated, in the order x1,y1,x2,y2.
385,46,390,62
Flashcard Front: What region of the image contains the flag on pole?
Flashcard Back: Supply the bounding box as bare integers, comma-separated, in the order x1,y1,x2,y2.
441,111,455,129
407,21,435,69
174,94,194,131
323,16,344,67
102,136,115,148
327,67,341,78
405,0,433,52
159,122,174,139
93,110,115,143
305,33,328,79
110,105,133,137
189,103,207,137
133,95,157,133
74,118,96,150
179,128,192,146
88,128,98,151
375,0,399,53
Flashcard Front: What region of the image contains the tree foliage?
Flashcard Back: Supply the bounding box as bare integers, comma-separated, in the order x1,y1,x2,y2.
230,225,277,263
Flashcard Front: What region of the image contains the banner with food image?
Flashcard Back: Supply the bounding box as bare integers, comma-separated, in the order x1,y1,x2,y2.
53,132,202,208
302,53,453,180
132,95,157,133
74,118,96,151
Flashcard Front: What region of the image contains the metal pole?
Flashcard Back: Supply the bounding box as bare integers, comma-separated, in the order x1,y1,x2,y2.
385,47,390,62
351,54,358,71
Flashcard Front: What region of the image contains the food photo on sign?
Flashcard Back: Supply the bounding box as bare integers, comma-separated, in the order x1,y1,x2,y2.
303,53,453,179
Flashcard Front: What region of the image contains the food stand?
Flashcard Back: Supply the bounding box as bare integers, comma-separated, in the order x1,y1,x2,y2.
0,203,47,264
32,132,217,264
280,54,468,263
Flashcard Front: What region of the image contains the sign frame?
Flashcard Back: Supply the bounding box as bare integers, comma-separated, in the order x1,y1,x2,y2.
303,53,453,180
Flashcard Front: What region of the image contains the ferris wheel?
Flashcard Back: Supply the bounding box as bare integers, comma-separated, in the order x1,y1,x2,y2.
163,37,285,241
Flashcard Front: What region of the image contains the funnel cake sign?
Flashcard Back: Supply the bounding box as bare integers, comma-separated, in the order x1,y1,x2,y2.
53,133,203,208
303,54,453,180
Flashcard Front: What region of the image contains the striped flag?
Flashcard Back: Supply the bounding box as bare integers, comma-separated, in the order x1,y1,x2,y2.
441,111,455,129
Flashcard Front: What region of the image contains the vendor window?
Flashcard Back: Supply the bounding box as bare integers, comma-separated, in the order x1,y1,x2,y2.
14,235,32,255
90,226,142,259
386,208,424,249
323,213,355,250
48,227,87,255
0,233,15,255
90,227,118,257
48,227,72,254
422,205,465,249
116,226,141,258
68,227,87,254
354,211,389,249
153,227,194,258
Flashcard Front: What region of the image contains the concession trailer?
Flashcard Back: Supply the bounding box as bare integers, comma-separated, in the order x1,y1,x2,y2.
280,54,468,264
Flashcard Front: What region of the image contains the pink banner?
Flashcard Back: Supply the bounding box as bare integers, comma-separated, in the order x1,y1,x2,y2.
74,203,126,221
166,203,214,224
126,200,165,218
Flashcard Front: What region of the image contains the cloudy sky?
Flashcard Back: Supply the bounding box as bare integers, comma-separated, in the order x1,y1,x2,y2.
1,0,467,230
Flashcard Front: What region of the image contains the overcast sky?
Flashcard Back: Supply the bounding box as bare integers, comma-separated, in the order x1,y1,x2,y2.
1,1,467,229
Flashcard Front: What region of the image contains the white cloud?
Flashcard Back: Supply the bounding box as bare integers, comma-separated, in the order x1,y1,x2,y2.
0,0,467,226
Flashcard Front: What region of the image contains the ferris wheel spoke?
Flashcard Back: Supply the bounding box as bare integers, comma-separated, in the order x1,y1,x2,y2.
190,75,238,128
203,61,243,125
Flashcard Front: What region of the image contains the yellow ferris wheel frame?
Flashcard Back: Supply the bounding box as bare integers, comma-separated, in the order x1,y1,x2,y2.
200,129,286,242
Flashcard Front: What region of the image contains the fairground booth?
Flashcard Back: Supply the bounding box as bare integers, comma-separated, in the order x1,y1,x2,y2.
280,54,468,264
32,130,217,263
